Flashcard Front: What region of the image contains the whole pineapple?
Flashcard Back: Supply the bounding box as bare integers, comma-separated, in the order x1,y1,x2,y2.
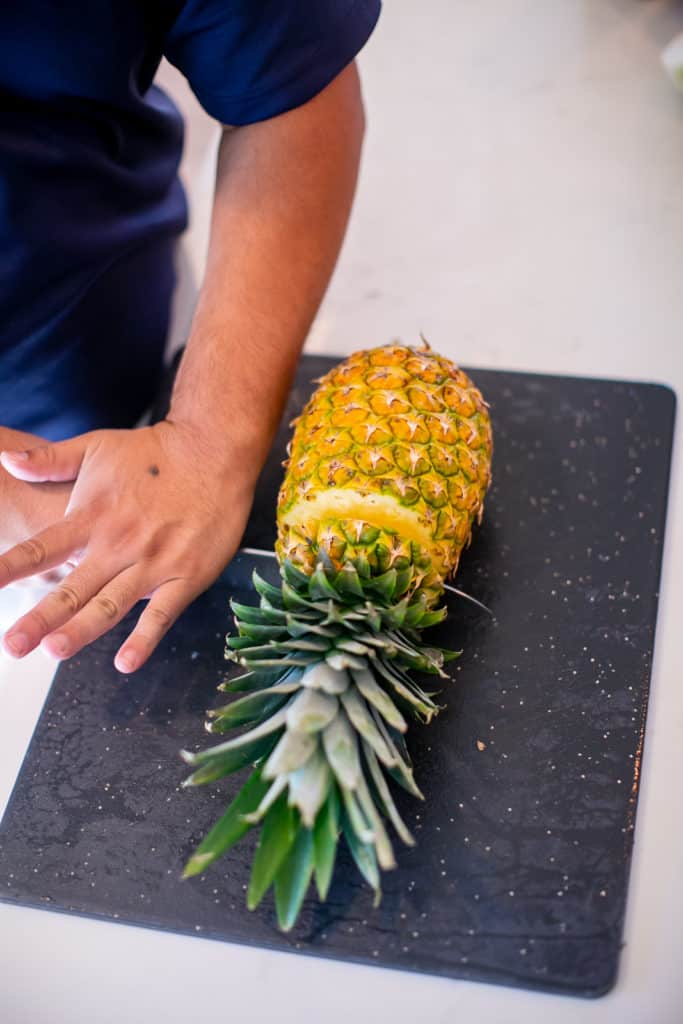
181,341,492,930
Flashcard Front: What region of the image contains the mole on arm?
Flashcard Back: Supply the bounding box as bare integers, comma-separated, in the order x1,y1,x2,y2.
148,464,160,477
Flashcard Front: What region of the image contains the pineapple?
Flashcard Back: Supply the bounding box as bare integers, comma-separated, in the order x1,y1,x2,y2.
181,340,492,930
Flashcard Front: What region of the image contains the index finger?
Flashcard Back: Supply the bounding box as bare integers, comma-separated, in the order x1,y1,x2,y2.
0,520,84,588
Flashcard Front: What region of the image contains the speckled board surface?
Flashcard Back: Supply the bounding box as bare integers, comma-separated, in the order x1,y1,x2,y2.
0,357,676,998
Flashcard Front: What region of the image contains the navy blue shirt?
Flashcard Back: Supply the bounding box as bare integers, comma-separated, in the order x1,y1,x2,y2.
0,1,380,439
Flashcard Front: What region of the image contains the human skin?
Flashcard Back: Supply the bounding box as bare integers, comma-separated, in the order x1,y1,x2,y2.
0,61,365,673
0,427,70,558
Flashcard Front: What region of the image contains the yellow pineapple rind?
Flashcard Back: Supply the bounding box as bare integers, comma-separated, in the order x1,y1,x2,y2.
276,343,492,604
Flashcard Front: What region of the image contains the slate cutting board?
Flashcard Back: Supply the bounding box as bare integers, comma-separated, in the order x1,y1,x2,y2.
0,356,676,998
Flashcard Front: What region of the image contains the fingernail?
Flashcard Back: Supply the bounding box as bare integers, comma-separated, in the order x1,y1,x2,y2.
1,450,29,462
116,650,138,674
47,633,69,658
4,633,29,657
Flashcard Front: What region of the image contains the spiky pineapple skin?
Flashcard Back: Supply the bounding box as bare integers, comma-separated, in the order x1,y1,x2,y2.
276,343,492,604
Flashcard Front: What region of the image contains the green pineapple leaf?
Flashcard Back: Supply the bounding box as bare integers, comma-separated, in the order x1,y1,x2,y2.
362,741,415,846
207,687,294,733
285,615,339,639
339,687,396,766
353,551,372,579
355,773,396,871
252,571,285,608
247,793,298,911
373,659,440,721
325,651,365,672
313,787,340,901
287,746,332,826
274,826,316,931
440,647,462,663
182,763,270,879
364,568,398,603
393,567,414,599
301,661,350,695
282,581,326,613
351,667,408,733
239,656,318,669
322,712,362,791
219,667,298,694
418,606,448,629
181,730,281,787
309,563,342,602
281,559,312,592
333,563,364,600
342,811,381,903
279,636,332,653
378,597,410,631
230,600,287,626
335,638,373,657
225,636,277,653
285,689,339,734
236,622,289,642
403,595,429,628
264,729,318,778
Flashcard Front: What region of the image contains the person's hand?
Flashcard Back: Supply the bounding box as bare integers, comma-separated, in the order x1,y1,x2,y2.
1,477,72,569
0,421,254,672
0,433,73,587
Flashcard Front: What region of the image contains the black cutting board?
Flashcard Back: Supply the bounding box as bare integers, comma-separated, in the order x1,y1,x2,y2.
0,357,676,998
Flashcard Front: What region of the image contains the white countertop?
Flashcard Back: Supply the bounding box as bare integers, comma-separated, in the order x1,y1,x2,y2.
2,2,683,1021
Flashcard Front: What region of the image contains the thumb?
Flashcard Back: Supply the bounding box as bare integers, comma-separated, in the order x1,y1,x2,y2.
0,436,89,482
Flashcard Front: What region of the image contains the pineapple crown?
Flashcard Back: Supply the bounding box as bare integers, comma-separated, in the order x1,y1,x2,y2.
180,558,458,931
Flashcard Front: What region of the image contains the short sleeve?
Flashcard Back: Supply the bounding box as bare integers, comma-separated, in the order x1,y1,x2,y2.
164,0,381,126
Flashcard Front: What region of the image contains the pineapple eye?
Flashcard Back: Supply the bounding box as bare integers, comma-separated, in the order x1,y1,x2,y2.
379,476,420,505
318,430,352,456
389,415,430,443
368,346,408,367
366,367,412,390
329,385,366,407
405,357,445,384
455,444,480,482
354,448,394,476
443,384,477,417
434,508,459,540
329,403,368,427
418,477,449,508
393,444,431,476
407,385,443,413
368,391,411,416
349,419,392,446
428,444,460,476
318,458,356,487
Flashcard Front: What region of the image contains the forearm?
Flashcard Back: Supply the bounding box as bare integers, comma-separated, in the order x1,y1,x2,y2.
168,62,365,483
